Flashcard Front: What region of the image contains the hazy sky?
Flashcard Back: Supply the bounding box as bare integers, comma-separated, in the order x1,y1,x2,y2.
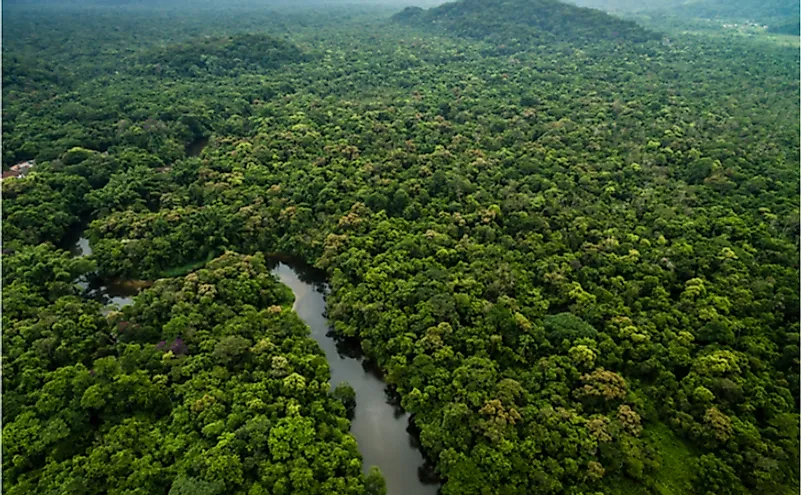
3,0,449,5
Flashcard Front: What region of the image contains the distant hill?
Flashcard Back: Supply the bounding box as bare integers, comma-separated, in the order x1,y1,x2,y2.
768,19,800,35
567,0,799,26
393,0,660,47
670,0,799,23
131,34,307,78
566,0,682,12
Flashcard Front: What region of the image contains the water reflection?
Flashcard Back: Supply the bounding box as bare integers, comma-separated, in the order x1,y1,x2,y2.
70,236,92,258
69,235,144,308
269,258,440,495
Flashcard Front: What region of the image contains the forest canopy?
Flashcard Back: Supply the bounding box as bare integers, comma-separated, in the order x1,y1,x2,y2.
393,0,661,44
3,251,379,495
132,34,309,78
2,1,799,494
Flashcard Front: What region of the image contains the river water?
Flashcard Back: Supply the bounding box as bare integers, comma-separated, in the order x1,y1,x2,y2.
270,260,440,495
70,236,139,308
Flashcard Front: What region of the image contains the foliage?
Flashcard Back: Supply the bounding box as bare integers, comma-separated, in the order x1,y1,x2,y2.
132,34,308,78
394,0,661,45
2,252,373,494
768,20,801,35
2,1,799,494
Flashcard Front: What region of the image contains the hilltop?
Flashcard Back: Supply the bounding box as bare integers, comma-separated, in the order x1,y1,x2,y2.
393,0,660,46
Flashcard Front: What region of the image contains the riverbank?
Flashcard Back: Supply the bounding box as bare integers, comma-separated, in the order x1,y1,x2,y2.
271,260,440,495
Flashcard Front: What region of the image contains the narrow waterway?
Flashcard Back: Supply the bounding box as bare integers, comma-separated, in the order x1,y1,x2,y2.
270,260,440,495
69,235,140,308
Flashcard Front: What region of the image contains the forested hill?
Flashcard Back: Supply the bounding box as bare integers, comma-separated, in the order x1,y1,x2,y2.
393,0,661,45
132,34,308,78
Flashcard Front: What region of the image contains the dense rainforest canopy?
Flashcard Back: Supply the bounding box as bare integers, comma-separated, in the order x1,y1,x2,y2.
2,1,799,494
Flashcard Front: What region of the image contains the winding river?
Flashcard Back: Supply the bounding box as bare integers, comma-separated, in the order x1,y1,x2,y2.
270,260,440,495
70,234,439,494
